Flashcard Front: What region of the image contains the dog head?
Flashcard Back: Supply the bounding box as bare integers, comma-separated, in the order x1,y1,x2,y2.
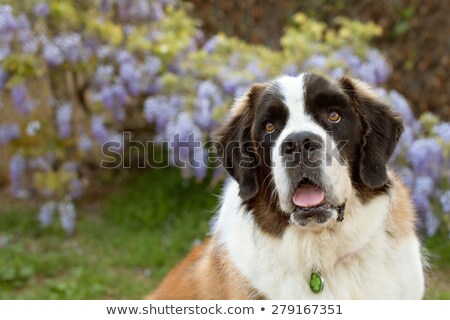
216,73,403,235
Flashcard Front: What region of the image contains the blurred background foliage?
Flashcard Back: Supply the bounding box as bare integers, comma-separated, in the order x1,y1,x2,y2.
0,0,448,299
189,0,450,119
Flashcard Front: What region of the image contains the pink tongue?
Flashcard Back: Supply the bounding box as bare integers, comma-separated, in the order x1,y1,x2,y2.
293,185,325,207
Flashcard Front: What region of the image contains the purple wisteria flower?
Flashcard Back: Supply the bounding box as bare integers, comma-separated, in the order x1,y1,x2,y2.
374,87,388,100
0,123,20,145
142,56,162,76
150,1,165,21
221,74,244,95
43,42,64,66
304,54,327,69
69,179,83,200
18,28,38,54
332,47,361,69
165,111,202,168
0,5,18,34
147,29,164,43
33,3,50,17
194,106,213,132
400,126,417,148
91,115,109,143
100,83,128,109
192,146,207,180
94,64,114,86
366,49,391,84
11,84,35,114
391,125,415,162
396,167,414,189
425,209,440,236
218,66,250,96
100,0,111,13
169,112,201,144
234,85,249,99
0,45,10,62
167,57,188,76
441,191,450,213
58,201,76,234
412,175,439,235
106,132,124,151
56,103,73,138
11,14,37,55
246,61,266,81
39,201,56,226
146,77,163,95
117,0,151,21
412,191,436,236
414,175,434,197
144,95,182,133
140,57,162,92
96,45,114,59
283,64,299,77
120,62,142,96
78,134,93,151
16,14,30,29
433,122,450,142
329,67,345,78
389,90,415,124
194,80,223,130
53,33,87,63
408,138,443,181
63,161,77,173
98,83,128,121
203,35,220,54
197,80,221,100
61,162,83,199
122,24,136,36
354,63,377,85
29,155,53,171
9,154,26,197
222,76,242,95
115,49,135,65
228,53,240,68
333,47,390,85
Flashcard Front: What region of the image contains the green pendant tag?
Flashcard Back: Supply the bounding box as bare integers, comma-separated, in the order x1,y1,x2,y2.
309,272,324,294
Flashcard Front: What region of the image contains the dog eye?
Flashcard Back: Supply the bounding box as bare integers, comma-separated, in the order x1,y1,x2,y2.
264,121,276,133
327,111,341,123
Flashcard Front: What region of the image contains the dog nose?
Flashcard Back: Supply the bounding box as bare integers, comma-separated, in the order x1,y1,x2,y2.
281,132,323,155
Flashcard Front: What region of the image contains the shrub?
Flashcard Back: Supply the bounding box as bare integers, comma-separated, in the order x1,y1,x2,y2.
0,1,448,236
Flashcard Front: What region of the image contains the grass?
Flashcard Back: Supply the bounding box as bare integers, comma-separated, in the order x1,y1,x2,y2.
424,235,450,299
0,168,218,299
0,168,448,299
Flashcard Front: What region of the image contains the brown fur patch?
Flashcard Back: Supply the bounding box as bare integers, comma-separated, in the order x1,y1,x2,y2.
146,238,263,300
246,190,290,237
385,171,417,240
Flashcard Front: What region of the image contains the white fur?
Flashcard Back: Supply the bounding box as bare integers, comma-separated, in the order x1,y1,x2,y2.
214,179,424,299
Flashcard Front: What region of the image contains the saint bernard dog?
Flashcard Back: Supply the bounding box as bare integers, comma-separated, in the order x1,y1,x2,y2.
147,73,426,299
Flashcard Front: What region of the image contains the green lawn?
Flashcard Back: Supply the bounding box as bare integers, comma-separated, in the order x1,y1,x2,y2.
0,168,217,299
0,168,448,299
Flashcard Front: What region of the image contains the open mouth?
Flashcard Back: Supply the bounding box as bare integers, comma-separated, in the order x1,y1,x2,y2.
292,178,326,209
291,178,345,226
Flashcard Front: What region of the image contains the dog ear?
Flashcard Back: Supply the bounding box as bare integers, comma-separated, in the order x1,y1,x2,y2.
339,77,404,189
215,83,266,201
